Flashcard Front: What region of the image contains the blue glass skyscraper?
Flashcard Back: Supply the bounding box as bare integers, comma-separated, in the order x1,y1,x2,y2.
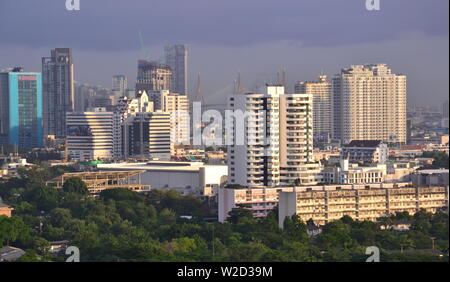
0,68,43,150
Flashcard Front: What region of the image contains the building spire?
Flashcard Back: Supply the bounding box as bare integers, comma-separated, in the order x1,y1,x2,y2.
236,72,243,94
195,72,203,103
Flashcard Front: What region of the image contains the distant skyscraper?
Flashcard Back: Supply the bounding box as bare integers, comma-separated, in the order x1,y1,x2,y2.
332,64,407,145
442,100,449,128
295,74,332,139
165,44,188,95
112,75,128,99
443,101,449,118
135,60,172,96
0,68,43,150
42,48,74,138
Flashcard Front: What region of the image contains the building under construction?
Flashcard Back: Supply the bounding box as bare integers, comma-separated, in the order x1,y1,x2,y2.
46,170,151,195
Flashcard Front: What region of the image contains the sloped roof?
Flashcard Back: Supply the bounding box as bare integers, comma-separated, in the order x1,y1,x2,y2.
345,140,383,147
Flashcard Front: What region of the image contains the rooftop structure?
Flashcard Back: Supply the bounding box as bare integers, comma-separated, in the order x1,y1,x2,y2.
97,161,228,196
46,170,151,195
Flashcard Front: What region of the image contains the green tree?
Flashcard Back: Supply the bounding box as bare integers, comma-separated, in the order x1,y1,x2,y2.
283,215,308,241
25,185,58,212
62,177,88,194
159,208,176,226
227,208,253,225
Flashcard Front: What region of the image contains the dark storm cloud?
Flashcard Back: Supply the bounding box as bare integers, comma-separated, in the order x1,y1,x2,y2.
0,0,448,107
0,0,448,50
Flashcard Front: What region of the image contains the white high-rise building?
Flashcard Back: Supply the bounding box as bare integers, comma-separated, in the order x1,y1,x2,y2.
66,108,121,161
138,89,190,149
124,111,171,160
227,85,321,188
332,64,407,145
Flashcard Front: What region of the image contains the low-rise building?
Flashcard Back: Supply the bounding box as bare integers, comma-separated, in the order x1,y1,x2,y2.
411,169,449,186
322,159,386,184
0,246,25,262
384,161,419,183
279,184,449,226
313,149,340,163
342,140,388,164
46,170,151,195
218,186,296,222
0,200,13,217
218,183,449,225
98,161,228,197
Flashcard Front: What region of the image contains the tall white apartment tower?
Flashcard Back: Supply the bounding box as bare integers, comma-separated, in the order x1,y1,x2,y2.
165,44,188,95
227,85,320,188
332,64,407,145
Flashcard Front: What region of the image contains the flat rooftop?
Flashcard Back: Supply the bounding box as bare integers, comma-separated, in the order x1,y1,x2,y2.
415,169,449,174
97,161,227,172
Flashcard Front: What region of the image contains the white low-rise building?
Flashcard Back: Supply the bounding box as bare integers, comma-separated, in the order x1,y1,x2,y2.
322,159,386,184
97,161,228,196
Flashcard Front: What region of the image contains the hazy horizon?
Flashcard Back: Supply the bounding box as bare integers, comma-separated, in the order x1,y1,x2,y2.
0,0,448,106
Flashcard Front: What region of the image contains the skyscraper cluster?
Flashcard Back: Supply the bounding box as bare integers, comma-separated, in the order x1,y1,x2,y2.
0,45,191,161
0,41,409,174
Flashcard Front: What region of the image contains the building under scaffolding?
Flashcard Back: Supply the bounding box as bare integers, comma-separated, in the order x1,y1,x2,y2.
46,170,151,195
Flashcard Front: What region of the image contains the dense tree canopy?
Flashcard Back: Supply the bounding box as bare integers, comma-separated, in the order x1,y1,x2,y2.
0,164,448,262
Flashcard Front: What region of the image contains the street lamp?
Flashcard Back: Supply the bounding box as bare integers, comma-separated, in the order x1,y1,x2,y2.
430,237,436,251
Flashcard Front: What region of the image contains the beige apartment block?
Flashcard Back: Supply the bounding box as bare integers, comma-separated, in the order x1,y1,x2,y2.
332,64,407,145
295,74,332,138
279,185,448,226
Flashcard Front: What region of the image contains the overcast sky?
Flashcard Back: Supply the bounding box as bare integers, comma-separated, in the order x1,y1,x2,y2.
0,0,448,106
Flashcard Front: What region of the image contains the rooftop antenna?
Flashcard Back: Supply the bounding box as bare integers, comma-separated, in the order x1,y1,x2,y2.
281,68,287,90
195,72,203,103
236,72,243,94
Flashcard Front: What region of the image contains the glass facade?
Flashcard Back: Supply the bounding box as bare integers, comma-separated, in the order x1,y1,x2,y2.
7,72,43,149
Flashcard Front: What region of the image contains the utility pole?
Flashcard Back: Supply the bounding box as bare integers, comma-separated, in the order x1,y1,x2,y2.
212,224,215,260
430,237,436,251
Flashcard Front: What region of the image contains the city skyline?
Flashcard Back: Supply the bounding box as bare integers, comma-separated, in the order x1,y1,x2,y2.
0,0,448,265
0,0,448,107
